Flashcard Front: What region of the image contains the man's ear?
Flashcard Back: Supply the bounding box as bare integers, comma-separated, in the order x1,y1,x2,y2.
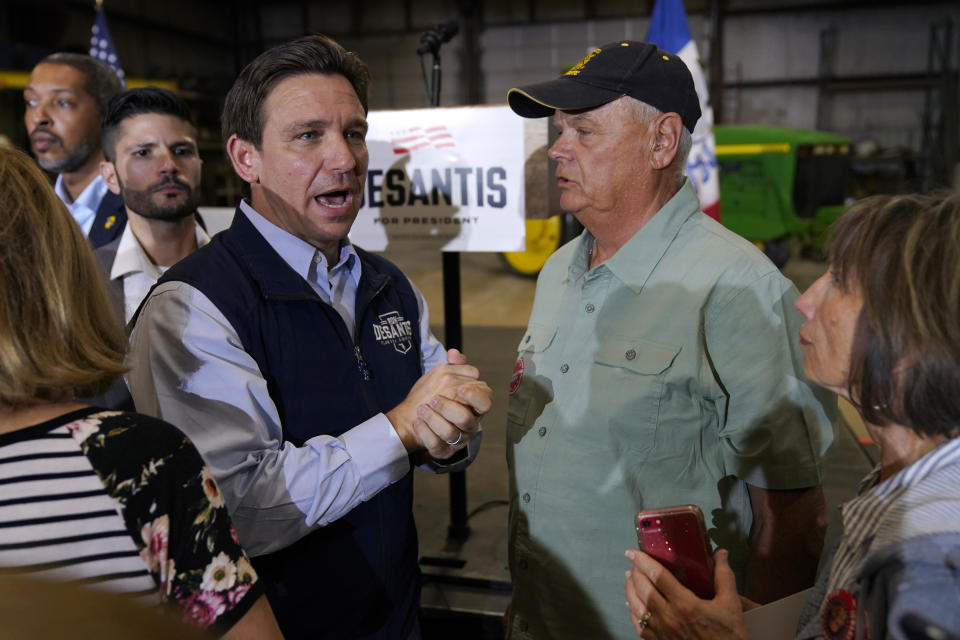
100,160,121,195
650,113,683,170
226,134,261,185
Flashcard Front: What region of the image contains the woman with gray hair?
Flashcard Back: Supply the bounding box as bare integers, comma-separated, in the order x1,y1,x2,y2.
626,191,960,639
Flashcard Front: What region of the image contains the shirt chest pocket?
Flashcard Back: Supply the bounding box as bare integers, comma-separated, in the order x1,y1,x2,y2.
587,337,681,453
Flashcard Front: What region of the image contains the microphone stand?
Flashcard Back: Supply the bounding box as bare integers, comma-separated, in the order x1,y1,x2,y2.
430,48,442,107
418,23,470,544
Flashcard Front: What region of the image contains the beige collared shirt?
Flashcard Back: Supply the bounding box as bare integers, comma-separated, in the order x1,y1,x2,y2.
110,222,210,323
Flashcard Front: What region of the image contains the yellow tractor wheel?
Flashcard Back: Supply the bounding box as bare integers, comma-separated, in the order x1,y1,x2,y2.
500,216,564,277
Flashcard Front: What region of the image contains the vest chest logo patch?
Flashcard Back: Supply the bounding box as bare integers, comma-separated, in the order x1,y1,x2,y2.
372,311,413,354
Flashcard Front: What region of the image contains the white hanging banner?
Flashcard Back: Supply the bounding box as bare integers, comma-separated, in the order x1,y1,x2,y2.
350,105,528,252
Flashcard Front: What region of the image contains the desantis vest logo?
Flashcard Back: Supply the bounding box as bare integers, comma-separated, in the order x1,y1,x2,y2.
372,311,414,354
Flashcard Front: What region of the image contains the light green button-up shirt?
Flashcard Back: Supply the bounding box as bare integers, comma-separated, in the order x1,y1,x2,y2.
506,180,836,639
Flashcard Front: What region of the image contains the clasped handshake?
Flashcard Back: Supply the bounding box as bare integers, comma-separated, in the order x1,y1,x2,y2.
386,348,493,459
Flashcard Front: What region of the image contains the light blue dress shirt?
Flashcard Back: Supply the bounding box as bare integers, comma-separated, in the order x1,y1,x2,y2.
54,174,109,238
127,201,479,556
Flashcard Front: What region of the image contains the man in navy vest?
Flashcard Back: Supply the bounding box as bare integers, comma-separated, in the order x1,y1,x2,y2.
24,53,126,248
126,35,492,639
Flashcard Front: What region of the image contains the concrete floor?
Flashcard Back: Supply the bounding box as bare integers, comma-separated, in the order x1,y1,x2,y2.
377,247,877,637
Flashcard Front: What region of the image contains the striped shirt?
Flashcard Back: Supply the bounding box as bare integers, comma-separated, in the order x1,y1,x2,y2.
825,435,960,596
0,419,157,601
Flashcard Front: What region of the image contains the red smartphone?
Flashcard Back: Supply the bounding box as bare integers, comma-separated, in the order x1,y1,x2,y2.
635,504,715,599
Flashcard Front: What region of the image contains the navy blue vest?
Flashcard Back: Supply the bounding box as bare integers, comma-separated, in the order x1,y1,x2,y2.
88,189,127,248
157,209,424,639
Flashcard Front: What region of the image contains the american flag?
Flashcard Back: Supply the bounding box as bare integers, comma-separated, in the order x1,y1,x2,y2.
90,8,126,86
391,126,456,154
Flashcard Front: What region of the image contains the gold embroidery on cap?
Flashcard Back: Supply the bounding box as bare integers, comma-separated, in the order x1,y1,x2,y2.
621,42,629,47
662,55,670,60
565,48,602,76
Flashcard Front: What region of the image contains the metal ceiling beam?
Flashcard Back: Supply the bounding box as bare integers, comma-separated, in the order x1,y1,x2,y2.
725,72,950,92
61,0,233,49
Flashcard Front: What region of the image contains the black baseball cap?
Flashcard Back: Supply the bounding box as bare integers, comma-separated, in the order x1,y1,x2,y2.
507,41,701,133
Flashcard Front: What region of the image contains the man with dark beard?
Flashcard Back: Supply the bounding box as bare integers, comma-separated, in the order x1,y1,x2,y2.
96,87,207,323
24,53,126,247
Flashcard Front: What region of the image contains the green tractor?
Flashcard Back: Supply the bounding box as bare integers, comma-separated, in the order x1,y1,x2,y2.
501,125,851,275
715,126,851,267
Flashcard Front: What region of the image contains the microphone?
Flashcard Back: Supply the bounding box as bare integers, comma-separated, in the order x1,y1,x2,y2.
417,19,459,55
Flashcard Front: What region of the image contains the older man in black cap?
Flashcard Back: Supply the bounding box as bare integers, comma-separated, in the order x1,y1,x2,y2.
503,41,836,639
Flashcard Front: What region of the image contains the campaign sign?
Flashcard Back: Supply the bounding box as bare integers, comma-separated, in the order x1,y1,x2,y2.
350,105,530,252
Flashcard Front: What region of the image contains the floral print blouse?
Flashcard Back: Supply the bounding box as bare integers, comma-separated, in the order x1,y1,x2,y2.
0,407,262,632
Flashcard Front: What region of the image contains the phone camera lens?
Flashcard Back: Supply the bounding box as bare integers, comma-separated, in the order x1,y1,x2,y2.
641,519,651,528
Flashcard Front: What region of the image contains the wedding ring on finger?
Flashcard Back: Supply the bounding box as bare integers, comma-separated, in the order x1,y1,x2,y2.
446,431,463,446
636,610,652,630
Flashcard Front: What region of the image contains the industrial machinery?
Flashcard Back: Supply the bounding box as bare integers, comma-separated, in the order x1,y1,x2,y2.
715,125,851,267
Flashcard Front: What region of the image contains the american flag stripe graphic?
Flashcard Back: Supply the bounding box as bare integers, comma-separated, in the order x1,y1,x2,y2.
391,126,456,154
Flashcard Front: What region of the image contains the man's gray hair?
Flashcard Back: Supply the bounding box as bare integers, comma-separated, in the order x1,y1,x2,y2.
627,98,693,185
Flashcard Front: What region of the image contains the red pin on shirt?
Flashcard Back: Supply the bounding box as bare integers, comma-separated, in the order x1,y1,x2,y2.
509,357,524,396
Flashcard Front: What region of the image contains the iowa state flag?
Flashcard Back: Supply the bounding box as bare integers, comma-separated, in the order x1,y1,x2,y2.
646,0,720,221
